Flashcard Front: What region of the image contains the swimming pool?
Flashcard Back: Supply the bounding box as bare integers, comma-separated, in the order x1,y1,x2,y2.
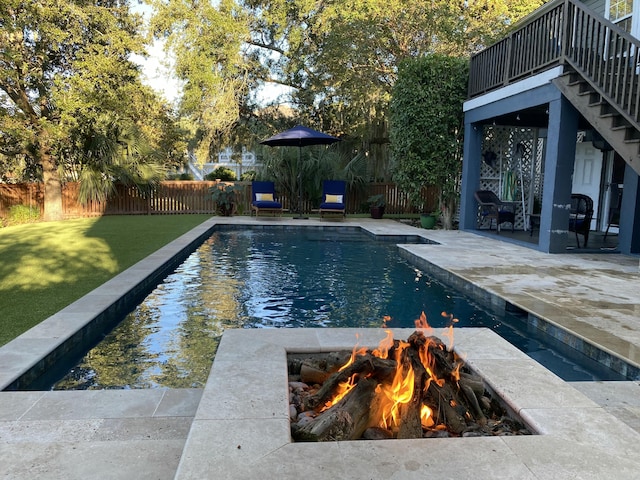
46,226,627,390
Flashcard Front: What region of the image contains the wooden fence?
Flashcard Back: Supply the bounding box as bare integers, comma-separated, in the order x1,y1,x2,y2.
0,181,439,218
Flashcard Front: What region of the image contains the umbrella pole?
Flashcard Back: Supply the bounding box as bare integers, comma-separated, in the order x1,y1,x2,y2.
294,146,308,219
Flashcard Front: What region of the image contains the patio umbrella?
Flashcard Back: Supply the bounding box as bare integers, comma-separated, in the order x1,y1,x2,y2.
261,125,341,218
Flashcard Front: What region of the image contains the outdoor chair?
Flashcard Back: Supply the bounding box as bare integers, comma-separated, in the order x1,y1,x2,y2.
251,181,283,217
474,190,515,233
604,185,622,240
319,180,347,219
569,193,593,248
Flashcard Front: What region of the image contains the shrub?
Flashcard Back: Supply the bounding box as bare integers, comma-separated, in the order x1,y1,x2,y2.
7,204,41,225
390,54,468,229
205,167,236,181
166,172,194,180
240,170,257,181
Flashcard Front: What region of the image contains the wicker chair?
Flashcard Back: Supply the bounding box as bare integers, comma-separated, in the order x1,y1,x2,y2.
569,193,593,248
474,190,515,233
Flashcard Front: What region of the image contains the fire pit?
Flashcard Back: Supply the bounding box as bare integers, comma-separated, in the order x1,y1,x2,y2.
288,325,531,441
174,327,640,479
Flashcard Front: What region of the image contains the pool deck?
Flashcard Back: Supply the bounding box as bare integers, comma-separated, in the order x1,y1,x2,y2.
2,217,640,479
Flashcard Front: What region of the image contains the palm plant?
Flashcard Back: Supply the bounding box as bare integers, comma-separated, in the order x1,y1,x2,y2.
65,115,165,204
260,146,350,211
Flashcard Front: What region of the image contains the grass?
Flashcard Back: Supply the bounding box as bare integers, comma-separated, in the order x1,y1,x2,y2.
0,214,211,347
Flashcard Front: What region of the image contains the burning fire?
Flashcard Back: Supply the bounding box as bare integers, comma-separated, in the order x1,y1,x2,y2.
324,311,460,432
290,311,532,442
322,336,368,409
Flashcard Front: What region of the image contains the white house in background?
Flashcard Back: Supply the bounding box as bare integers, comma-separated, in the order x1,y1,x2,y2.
188,147,263,180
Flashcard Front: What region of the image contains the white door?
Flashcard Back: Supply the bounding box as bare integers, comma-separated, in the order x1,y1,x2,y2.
572,142,603,231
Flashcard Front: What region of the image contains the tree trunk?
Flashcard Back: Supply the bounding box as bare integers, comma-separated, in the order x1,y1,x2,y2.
40,141,63,221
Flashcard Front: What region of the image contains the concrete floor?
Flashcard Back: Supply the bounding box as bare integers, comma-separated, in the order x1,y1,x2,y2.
1,217,639,479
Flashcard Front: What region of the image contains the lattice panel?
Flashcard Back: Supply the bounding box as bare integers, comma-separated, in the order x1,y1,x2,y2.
480,126,545,231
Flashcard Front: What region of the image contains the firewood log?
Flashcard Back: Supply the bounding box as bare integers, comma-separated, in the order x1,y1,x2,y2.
459,372,485,398
397,347,427,439
460,382,487,426
425,382,467,434
292,378,379,441
300,363,331,385
302,354,396,411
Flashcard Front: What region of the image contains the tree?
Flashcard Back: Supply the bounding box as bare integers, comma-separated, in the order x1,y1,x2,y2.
148,0,252,165
58,82,184,203
0,1,156,219
147,0,543,174
390,54,468,229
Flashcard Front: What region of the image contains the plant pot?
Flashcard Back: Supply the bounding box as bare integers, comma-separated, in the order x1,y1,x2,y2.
420,214,437,229
370,206,385,219
217,204,234,216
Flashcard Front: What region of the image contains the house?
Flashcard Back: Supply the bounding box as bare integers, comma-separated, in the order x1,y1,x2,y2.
211,147,262,179
460,0,640,255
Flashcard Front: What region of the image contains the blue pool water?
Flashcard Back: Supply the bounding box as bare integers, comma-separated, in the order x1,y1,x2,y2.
50,227,627,390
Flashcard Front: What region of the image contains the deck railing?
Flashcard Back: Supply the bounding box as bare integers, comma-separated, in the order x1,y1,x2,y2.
469,0,640,126
0,181,439,218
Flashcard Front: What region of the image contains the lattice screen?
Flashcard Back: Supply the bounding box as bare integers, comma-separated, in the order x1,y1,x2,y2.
480,126,545,230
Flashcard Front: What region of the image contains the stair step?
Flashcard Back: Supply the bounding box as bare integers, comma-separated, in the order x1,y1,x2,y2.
578,88,595,96
567,72,582,86
599,103,617,115
611,116,631,129
625,128,640,141
588,92,603,106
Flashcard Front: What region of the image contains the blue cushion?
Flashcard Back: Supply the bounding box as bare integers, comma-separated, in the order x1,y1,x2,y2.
319,201,345,210
252,200,282,209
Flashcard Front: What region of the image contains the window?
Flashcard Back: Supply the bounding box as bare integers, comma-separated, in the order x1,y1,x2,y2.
609,0,633,31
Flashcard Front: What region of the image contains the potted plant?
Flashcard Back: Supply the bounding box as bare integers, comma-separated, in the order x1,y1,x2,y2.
367,194,386,219
420,211,438,229
210,183,243,216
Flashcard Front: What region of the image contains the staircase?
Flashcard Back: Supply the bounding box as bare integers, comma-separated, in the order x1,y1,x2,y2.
553,70,640,176
468,0,640,176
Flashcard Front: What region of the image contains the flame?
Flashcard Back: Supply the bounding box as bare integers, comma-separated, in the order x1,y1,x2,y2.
414,311,432,332
322,317,457,434
421,404,434,428
324,379,355,409
376,341,414,429
371,329,394,359
321,335,366,410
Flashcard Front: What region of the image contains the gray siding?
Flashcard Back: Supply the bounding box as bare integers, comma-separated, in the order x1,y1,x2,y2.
582,0,606,17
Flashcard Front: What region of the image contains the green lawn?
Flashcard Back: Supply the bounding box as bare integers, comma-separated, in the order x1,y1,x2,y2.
0,215,211,347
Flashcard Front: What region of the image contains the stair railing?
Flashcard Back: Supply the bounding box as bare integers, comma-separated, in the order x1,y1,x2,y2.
469,0,640,127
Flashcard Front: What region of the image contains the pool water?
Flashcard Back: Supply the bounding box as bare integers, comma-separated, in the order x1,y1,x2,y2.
50,227,627,390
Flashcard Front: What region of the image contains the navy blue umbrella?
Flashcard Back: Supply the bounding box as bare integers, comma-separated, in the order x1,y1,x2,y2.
261,125,341,218
260,125,341,147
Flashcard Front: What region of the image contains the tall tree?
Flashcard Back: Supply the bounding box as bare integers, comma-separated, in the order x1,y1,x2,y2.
148,0,252,165
0,0,148,219
147,0,543,169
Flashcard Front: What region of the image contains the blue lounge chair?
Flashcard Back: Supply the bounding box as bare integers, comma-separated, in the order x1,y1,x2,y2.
319,180,347,219
251,181,283,217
